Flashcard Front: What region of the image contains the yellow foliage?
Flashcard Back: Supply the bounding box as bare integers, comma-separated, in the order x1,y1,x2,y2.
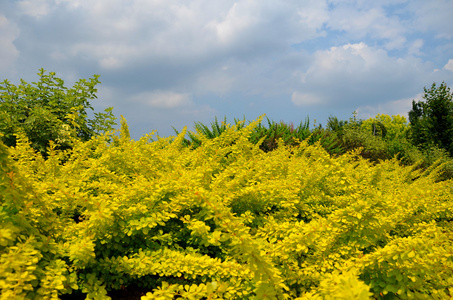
361,113,409,140
1,116,452,299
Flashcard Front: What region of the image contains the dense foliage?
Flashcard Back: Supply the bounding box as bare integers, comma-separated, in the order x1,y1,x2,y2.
1,117,453,299
178,116,342,155
0,69,116,155
185,111,453,180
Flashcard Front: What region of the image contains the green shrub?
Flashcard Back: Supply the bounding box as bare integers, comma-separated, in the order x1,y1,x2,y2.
180,115,344,155
340,125,389,162
249,117,311,152
0,69,116,155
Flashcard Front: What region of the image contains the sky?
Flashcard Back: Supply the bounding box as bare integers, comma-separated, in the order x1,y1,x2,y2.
1,0,453,139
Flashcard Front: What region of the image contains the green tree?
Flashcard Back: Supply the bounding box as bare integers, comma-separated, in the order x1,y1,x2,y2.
408,82,453,155
0,69,116,155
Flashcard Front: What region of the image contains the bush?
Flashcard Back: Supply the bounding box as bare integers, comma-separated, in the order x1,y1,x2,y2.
340,125,390,162
0,69,116,155
249,117,311,152
2,118,453,299
361,114,409,141
180,115,344,155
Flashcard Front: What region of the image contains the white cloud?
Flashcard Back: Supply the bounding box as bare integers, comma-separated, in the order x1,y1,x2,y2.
296,42,430,108
17,0,51,17
99,57,123,70
291,92,324,106
326,5,407,50
131,91,193,109
55,0,83,9
307,42,389,75
202,51,311,97
356,93,422,121
69,43,141,70
32,0,329,73
409,0,453,39
103,86,217,137
0,15,20,71
408,39,424,56
208,0,326,48
297,0,329,31
210,2,258,45
195,66,234,95
444,59,453,72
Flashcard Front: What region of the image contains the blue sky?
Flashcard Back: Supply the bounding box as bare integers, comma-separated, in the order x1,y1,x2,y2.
1,0,453,139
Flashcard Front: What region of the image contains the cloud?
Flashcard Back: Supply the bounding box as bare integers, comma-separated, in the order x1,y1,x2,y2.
207,0,327,55
0,15,20,73
356,93,423,121
99,85,217,137
408,39,424,56
17,0,51,18
194,65,235,95
35,0,323,98
291,92,324,106
326,4,407,50
408,0,453,39
131,91,193,109
444,59,453,72
296,42,430,109
8,0,330,78
192,50,311,98
210,2,257,45
297,0,329,31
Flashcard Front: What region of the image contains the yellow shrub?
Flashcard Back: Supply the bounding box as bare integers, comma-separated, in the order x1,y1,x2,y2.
361,114,409,140
1,117,452,299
